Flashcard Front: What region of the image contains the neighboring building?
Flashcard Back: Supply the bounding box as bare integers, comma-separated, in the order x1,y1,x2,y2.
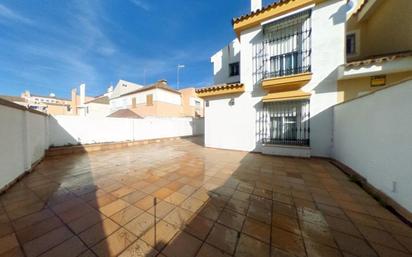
211,39,241,85
110,80,203,118
21,91,73,115
337,0,412,102
197,0,350,157
110,80,144,99
180,88,204,117
83,96,111,117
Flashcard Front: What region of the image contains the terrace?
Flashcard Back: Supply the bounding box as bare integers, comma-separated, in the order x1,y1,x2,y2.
1,137,411,257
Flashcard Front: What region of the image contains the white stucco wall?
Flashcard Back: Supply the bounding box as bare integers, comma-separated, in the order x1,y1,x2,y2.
85,103,111,117
0,105,48,190
333,80,412,212
49,116,204,146
211,39,241,85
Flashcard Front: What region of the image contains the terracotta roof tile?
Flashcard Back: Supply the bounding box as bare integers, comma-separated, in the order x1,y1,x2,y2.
85,96,110,105
346,51,412,68
232,0,292,24
107,109,143,119
195,83,244,93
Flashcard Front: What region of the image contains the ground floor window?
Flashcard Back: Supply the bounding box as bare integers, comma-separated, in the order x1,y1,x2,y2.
261,100,310,146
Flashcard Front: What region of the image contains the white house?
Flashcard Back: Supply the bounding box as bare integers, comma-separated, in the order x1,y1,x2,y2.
198,0,350,158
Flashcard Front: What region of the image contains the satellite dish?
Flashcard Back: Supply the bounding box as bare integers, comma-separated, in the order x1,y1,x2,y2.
49,93,56,98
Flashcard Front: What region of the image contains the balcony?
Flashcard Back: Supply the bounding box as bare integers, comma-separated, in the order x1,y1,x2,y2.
258,9,312,93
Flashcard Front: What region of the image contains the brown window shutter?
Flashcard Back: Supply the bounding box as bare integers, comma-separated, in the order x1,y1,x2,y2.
146,94,153,106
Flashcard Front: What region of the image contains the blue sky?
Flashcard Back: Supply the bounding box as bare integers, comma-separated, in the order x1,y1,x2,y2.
0,0,255,98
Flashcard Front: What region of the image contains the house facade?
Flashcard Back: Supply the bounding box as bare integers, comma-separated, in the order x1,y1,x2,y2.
337,0,412,102
198,0,349,157
110,80,204,118
198,0,412,158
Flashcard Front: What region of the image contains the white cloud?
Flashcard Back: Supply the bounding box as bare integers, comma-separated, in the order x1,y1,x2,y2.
129,0,150,11
0,4,33,24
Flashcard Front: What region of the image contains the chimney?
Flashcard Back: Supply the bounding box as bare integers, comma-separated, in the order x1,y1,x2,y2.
71,88,78,115
251,0,262,12
80,83,86,106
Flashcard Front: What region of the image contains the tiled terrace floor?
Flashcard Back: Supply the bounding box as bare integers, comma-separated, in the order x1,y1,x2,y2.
1,137,411,257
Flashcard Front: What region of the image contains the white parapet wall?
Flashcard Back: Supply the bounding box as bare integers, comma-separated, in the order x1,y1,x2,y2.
0,102,49,190
0,99,204,190
332,79,412,212
48,116,204,146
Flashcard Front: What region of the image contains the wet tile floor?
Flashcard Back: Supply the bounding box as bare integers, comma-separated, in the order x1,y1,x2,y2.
0,137,411,257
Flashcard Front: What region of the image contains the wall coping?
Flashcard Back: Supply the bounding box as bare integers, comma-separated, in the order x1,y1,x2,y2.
0,98,48,117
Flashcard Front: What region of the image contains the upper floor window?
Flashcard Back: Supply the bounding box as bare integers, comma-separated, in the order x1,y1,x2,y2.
346,33,356,55
261,9,312,79
146,94,153,106
229,62,240,77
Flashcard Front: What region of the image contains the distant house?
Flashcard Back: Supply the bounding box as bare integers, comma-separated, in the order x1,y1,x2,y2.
83,96,111,117
109,80,203,118
21,91,73,115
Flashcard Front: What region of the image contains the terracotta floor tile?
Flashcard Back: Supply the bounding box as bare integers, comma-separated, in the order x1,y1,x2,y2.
272,213,300,235
161,231,202,257
11,209,54,231
304,238,343,257
23,226,73,257
153,188,174,200
1,138,409,257
77,250,97,257
184,215,214,240
196,243,232,257
242,217,270,243
332,231,378,257
357,225,407,252
164,192,188,206
68,211,106,234
111,187,136,198
121,191,147,205
178,185,197,196
146,201,175,219
165,181,184,192
79,219,120,247
300,221,336,248
371,243,412,257
235,233,270,257
38,236,87,257
206,223,239,255
124,212,156,237
16,215,63,244
0,234,19,255
92,228,137,257
181,197,205,213
110,205,144,226
0,247,25,257
134,196,155,211
217,208,245,232
98,199,129,217
141,220,179,251
271,227,306,257
118,239,158,257
163,207,193,228
88,194,117,209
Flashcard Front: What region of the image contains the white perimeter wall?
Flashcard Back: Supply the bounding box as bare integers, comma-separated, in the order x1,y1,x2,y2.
0,105,48,190
0,102,203,189
333,80,412,212
49,116,204,146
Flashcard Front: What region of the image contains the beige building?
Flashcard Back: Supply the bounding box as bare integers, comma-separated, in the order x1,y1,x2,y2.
109,80,203,118
21,91,73,115
338,0,412,102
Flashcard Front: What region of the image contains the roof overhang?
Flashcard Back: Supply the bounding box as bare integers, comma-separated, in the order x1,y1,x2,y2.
262,73,312,92
339,54,412,80
233,0,325,37
262,90,311,102
196,83,245,98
